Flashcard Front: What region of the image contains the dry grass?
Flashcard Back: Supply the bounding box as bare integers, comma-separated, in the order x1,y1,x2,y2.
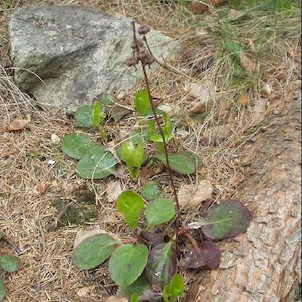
0,0,301,301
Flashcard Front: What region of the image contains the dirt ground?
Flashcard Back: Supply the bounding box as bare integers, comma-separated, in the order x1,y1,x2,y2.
0,1,301,301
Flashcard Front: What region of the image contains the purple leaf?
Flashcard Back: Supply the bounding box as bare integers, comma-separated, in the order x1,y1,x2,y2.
184,241,221,269
201,199,251,240
140,231,165,246
145,241,177,288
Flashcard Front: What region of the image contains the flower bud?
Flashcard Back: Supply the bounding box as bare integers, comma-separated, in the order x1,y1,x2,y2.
138,25,150,35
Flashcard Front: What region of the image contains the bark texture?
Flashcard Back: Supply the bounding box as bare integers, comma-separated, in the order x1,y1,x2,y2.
191,91,301,301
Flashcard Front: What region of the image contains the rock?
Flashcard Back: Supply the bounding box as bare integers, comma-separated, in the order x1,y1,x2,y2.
9,6,179,109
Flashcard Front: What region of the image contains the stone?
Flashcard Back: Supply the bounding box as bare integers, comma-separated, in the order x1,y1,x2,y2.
9,5,179,109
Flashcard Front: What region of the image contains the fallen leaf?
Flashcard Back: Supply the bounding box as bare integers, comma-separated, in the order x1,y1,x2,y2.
261,83,272,97
240,54,256,75
105,296,128,302
239,94,249,107
190,1,209,14
77,287,94,297
247,38,256,53
139,165,164,182
178,180,213,208
203,124,232,145
5,118,28,131
51,133,60,143
188,102,207,115
185,80,216,115
210,0,228,6
33,181,53,195
106,181,122,203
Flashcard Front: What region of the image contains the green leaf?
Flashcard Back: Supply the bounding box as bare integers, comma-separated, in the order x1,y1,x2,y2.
149,112,174,143
117,191,145,230
122,275,149,298
61,133,93,160
141,181,161,201
224,41,244,58
200,199,251,240
146,198,175,227
0,254,21,273
92,101,106,126
145,241,177,287
0,277,5,302
130,292,139,302
162,112,174,140
163,273,185,302
76,145,117,179
109,244,148,288
154,152,197,175
72,234,118,270
75,104,94,128
168,274,185,299
134,89,151,116
121,142,145,168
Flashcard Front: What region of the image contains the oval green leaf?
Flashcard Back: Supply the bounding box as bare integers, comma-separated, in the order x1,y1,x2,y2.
109,244,148,288
163,273,185,301
0,254,21,273
117,191,145,230
154,152,197,175
72,234,118,270
75,104,94,128
76,145,117,179
61,133,93,159
141,181,161,201
200,199,251,240
168,273,185,298
0,277,5,301
146,198,175,227
134,89,151,116
121,142,145,168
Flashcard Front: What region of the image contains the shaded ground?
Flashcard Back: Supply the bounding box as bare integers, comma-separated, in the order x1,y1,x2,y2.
0,1,301,301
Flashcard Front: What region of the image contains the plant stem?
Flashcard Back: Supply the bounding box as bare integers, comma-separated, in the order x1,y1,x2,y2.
131,22,181,246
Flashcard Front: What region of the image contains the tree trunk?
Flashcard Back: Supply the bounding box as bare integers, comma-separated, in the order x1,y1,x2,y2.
188,90,301,301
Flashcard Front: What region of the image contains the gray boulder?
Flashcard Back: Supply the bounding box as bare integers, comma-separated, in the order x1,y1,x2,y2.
9,5,179,109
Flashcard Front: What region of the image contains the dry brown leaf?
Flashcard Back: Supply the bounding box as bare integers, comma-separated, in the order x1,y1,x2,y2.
5,118,28,131
240,54,256,75
261,83,272,97
210,0,228,6
178,180,213,208
77,286,94,297
33,181,53,195
106,181,122,203
185,80,216,115
139,165,164,182
190,1,209,14
105,296,128,302
204,124,232,145
51,133,60,143
239,94,249,107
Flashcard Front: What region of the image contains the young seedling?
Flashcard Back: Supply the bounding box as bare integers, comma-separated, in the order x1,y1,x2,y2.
92,101,108,142
120,141,146,181
74,100,108,142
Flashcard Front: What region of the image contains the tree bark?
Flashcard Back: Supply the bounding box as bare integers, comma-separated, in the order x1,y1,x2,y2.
189,90,301,301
